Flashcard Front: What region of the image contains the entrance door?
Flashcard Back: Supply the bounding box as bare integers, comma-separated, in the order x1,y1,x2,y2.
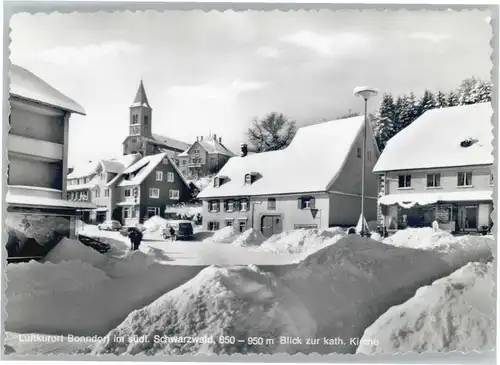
458,206,478,231
261,215,283,237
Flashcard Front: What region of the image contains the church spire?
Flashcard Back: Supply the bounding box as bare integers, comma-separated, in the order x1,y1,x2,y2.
130,80,151,109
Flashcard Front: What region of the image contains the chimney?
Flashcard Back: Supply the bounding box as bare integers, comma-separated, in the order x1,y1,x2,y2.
213,134,217,141
219,137,222,143
240,143,248,157
201,136,204,141
196,136,199,141
68,167,74,174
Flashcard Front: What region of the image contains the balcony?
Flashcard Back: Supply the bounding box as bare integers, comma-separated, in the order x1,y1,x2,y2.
8,134,63,161
188,162,204,168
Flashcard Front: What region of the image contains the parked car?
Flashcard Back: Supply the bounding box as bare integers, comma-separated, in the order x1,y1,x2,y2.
162,220,194,241
77,234,111,253
98,220,122,231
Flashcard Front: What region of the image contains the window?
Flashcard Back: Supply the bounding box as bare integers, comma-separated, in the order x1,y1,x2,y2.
124,189,131,197
132,114,138,124
268,198,276,210
147,207,160,217
240,200,248,211
357,147,362,158
239,221,247,233
182,160,187,165
149,188,160,198
156,171,164,181
398,175,411,188
163,158,169,165
123,207,130,219
226,220,234,227
95,189,100,198
131,137,137,143
169,189,180,200
490,172,494,186
244,174,252,184
131,207,137,218
225,200,234,212
167,172,175,182
367,151,372,161
298,196,315,210
210,200,219,212
144,115,149,125
211,158,217,166
457,172,473,187
426,173,441,188
208,221,220,231
214,177,220,188
104,188,109,197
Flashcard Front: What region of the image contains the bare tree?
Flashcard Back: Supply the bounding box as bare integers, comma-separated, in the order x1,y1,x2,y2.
247,112,296,152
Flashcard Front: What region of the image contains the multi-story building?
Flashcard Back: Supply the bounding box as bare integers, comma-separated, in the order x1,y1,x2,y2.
374,102,493,233
177,134,235,178
66,154,141,223
6,64,95,259
197,116,380,236
112,152,192,226
122,80,190,160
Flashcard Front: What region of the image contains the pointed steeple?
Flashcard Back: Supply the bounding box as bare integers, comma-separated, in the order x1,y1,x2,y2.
130,80,151,109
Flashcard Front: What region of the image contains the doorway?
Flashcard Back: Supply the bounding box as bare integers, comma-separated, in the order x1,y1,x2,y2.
457,206,478,231
261,215,283,237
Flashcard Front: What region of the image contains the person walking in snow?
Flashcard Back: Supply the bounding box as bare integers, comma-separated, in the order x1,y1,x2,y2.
169,226,176,241
132,228,143,251
128,229,136,251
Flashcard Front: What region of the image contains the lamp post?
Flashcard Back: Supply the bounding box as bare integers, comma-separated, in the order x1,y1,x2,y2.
354,86,379,236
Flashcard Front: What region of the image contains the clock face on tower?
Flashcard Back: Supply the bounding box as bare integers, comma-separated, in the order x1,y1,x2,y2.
131,126,140,135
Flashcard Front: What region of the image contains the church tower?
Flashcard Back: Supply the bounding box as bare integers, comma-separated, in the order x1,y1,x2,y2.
123,80,153,156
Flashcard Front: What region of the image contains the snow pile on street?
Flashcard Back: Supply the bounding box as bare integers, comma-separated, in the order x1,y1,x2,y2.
202,226,240,244
93,265,316,355
279,234,490,354
357,261,495,354
231,228,266,247
6,238,202,336
259,227,346,255
143,216,168,233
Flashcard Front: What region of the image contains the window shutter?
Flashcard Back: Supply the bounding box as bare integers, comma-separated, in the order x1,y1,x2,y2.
298,198,302,209
224,200,228,211
310,197,316,209
235,200,240,211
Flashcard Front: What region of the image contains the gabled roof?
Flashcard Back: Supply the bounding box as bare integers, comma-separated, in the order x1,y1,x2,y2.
197,116,366,198
68,154,141,180
151,133,190,152
178,137,235,157
10,64,86,115
117,152,190,188
130,80,151,109
373,103,493,173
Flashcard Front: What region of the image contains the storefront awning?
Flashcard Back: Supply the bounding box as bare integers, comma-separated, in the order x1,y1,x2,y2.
7,192,96,210
116,201,138,206
379,190,492,208
95,207,108,212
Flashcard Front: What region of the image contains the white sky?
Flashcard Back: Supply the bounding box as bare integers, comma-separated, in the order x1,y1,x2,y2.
10,10,492,167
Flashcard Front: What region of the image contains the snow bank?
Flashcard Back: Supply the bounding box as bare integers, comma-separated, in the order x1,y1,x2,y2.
203,226,239,244
143,216,168,233
357,261,495,354
259,227,346,255
231,228,266,247
383,228,456,251
278,234,491,354
93,265,316,355
45,237,108,267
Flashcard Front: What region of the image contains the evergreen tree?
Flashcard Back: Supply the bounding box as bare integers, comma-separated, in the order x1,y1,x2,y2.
434,90,448,108
447,91,459,106
420,89,436,115
458,77,479,105
393,95,408,133
472,79,492,103
372,93,396,150
406,92,421,127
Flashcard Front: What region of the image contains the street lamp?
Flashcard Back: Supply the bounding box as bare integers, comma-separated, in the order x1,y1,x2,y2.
354,86,379,236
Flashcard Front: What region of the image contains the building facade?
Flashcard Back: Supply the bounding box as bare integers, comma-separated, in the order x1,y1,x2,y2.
66,154,141,223
113,152,192,226
178,134,235,178
6,65,95,260
197,116,380,236
122,80,190,160
374,103,493,233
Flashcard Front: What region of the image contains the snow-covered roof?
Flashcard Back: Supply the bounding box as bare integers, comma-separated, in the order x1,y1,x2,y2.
7,191,96,209
117,152,190,188
197,116,366,198
379,190,493,206
151,134,190,152
10,64,86,115
179,137,235,157
373,103,493,172
68,154,141,180
67,176,99,191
